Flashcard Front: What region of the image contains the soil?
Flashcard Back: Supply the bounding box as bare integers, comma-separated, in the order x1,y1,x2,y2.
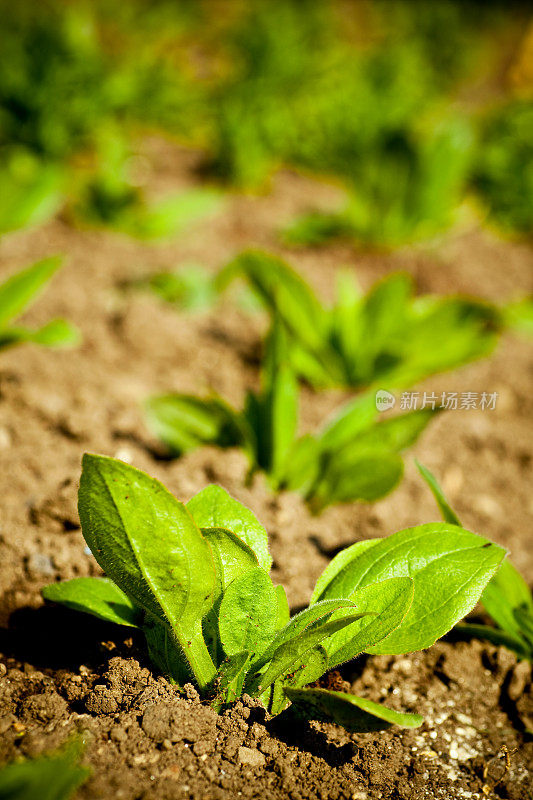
0,140,532,799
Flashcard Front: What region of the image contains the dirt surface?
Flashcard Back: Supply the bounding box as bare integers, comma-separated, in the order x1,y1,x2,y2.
0,141,532,798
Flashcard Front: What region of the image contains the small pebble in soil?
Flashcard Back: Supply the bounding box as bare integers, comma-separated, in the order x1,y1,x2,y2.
26,552,55,577
237,746,266,768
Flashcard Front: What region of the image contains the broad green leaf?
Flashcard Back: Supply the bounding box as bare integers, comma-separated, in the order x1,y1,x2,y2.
354,273,412,382
481,559,533,647
202,527,259,592
279,434,320,493
284,688,423,731
250,611,367,694
354,409,436,454
0,739,90,800
200,527,260,665
187,484,272,572
308,449,404,512
311,539,382,604
416,460,461,525
42,577,141,628
318,393,378,452
316,523,506,653
78,454,217,688
275,585,290,630
145,394,246,456
0,257,62,330
325,578,414,668
396,298,498,385
218,567,278,658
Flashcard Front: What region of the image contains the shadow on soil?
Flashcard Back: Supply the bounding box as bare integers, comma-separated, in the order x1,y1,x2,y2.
0,604,147,672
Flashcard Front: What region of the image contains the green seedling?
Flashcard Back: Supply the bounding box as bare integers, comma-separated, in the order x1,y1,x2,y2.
0,738,90,800
417,460,533,660
125,265,217,313
473,100,533,237
218,251,500,391
0,257,79,352
72,128,222,240
42,454,506,732
146,321,435,512
0,150,63,236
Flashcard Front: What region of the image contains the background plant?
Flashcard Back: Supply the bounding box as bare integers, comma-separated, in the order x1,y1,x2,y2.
145,319,435,512
417,461,533,661
0,257,79,352
43,454,506,732
218,250,501,391
0,738,89,800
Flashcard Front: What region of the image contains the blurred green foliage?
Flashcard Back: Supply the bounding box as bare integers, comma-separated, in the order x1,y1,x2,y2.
0,0,530,241
473,100,533,235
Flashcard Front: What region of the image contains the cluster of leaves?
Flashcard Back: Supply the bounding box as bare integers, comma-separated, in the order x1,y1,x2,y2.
125,264,218,313
0,1,206,237
218,251,501,391
417,462,533,661
69,128,222,240
0,257,79,352
146,319,436,512
42,454,506,732
0,738,89,800
204,0,514,244
473,100,533,236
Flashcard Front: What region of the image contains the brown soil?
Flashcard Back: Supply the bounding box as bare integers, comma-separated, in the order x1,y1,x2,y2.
0,141,532,799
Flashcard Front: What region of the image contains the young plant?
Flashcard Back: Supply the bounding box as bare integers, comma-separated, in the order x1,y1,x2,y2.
42,454,506,732
124,264,218,313
417,461,533,661
0,738,89,800
0,257,79,352
145,322,435,512
217,251,500,391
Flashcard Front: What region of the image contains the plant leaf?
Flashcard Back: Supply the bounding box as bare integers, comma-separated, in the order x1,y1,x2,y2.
284,688,423,731
259,320,298,481
0,738,90,800
214,650,251,705
187,484,272,572
315,523,506,653
481,559,533,647
0,256,63,330
325,578,415,668
42,577,142,628
416,460,461,525
202,527,259,592
311,539,382,604
218,250,325,350
144,394,246,456
246,600,368,694
317,393,378,452
218,567,278,658
275,585,290,630
78,453,217,688
308,449,404,512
